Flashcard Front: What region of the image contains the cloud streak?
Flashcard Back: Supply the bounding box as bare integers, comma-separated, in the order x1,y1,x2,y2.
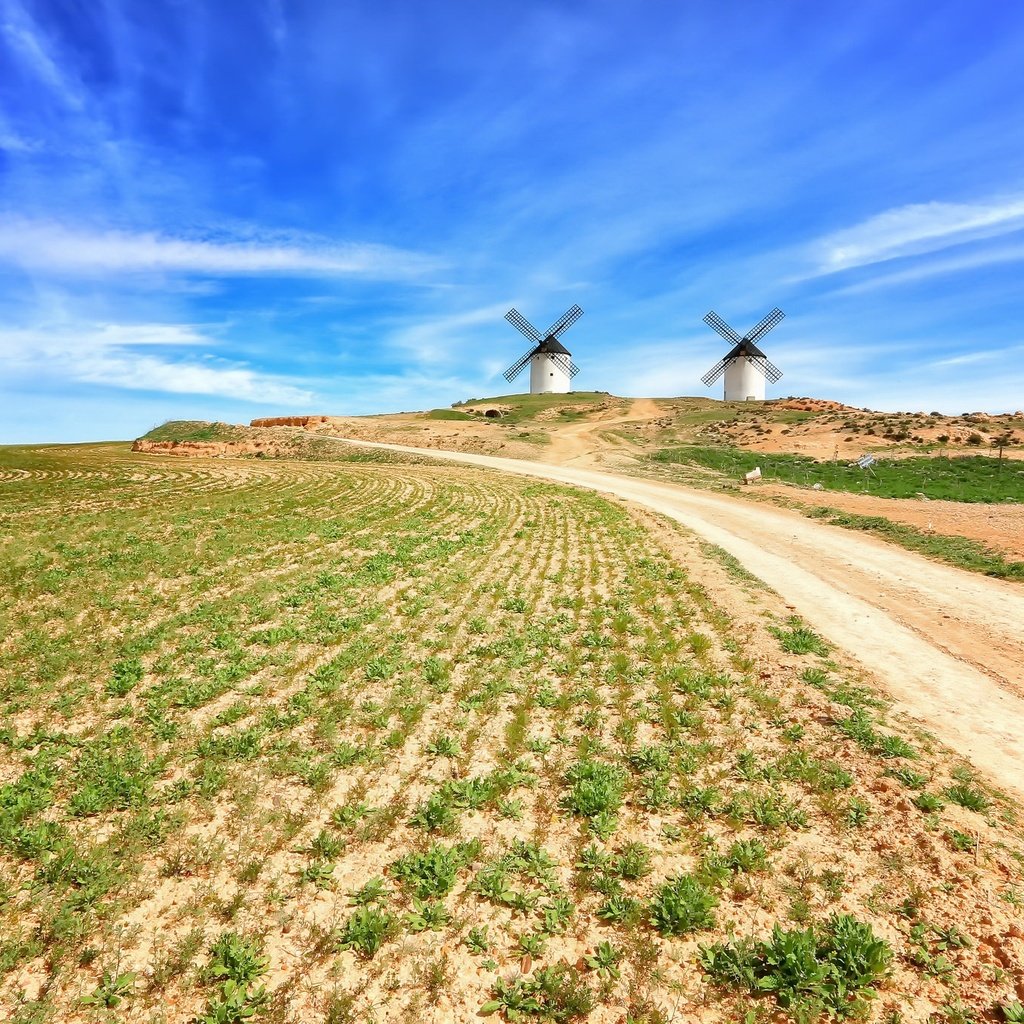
808,195,1024,276
0,221,441,279
0,321,315,405
386,303,514,365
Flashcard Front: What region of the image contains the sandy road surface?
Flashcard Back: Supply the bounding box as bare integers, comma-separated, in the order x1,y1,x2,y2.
327,434,1024,798
543,397,662,463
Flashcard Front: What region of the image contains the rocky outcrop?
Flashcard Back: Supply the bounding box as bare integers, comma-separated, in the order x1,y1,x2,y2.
249,416,330,427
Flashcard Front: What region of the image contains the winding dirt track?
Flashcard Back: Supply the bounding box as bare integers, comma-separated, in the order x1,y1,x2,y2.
328,434,1024,799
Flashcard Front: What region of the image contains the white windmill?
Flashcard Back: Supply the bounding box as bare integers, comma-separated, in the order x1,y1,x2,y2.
502,305,583,395
701,307,785,401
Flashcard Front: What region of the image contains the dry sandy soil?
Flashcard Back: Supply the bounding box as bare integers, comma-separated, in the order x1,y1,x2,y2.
325,433,1024,803
14,430,1023,1020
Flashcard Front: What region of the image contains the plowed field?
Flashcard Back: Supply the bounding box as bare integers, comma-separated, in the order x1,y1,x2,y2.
1,443,1022,1023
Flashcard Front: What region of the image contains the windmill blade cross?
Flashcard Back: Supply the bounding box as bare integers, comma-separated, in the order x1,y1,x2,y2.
503,346,537,383
545,304,584,339
505,308,542,343
759,357,784,383
550,353,581,378
701,358,729,387
746,356,783,382
703,310,742,344
745,307,785,345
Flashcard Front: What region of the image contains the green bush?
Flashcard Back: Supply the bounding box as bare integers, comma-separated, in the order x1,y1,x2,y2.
561,759,627,820
699,914,892,1018
337,906,398,958
648,874,718,935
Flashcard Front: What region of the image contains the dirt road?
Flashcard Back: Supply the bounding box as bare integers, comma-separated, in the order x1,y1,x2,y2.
544,397,661,463
328,434,1024,798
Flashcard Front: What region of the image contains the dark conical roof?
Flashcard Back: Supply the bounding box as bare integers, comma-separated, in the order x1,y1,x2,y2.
537,336,571,355
726,338,767,360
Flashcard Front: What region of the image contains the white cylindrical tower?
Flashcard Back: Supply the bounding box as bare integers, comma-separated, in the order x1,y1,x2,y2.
723,358,765,401
530,352,571,394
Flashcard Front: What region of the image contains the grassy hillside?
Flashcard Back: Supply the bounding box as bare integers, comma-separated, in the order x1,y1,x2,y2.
0,443,1021,1022
140,420,249,442
653,445,1024,503
423,409,475,421
454,391,620,424
138,421,429,465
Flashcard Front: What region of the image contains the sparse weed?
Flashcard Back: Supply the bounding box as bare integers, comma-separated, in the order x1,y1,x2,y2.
337,907,398,958
648,874,717,936
770,618,830,656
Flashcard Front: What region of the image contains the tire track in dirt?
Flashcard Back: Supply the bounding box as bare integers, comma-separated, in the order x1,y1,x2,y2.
327,435,1024,799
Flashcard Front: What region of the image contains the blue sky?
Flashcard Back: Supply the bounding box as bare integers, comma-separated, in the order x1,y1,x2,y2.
1,0,1023,442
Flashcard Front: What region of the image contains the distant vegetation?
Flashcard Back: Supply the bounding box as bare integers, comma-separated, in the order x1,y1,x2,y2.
454,391,617,425
424,409,474,421
138,421,429,465
653,445,1024,503
140,420,247,442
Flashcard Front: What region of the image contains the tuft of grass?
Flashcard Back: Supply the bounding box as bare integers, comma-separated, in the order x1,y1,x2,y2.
770,618,830,657
944,784,991,813
337,907,398,959
480,962,596,1021
390,840,481,899
561,760,626,821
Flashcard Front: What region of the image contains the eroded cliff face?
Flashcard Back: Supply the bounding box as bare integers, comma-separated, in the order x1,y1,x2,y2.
249,416,331,427
131,439,292,458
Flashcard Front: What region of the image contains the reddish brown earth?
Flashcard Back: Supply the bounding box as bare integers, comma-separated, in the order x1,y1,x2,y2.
759,484,1024,562
249,415,332,427
132,439,295,458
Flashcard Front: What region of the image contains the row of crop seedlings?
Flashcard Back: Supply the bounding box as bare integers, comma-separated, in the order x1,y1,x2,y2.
313,504,757,1014
282,493,622,1004
0,464,386,704
0,474,506,976
155,483,592,1003
168,493,518,795
137,481,541,886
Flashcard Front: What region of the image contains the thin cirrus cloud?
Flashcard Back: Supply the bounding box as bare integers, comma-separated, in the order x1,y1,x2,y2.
806,195,1024,277
0,322,315,405
0,221,441,279
386,303,516,365
829,241,1024,296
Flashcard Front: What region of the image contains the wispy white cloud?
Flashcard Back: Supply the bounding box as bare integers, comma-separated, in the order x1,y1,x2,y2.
1,1,85,111
0,220,441,279
807,195,1024,276
829,241,1024,294
0,321,315,405
386,303,513,365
